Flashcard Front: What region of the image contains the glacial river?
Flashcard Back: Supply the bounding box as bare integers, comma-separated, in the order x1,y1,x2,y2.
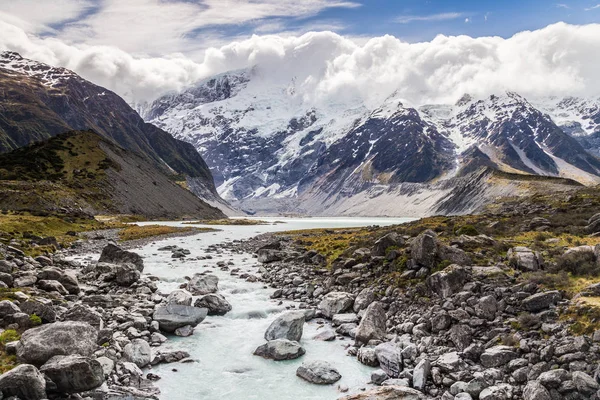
123,217,412,399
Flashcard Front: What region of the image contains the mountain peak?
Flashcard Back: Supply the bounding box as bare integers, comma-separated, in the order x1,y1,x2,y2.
0,51,78,88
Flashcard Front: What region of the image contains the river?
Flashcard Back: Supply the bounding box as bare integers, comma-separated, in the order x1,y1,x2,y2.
105,217,413,399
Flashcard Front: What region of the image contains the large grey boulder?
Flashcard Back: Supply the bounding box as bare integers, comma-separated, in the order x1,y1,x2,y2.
438,245,472,266
40,355,104,393
264,311,305,342
16,321,98,366
411,230,439,268
355,301,387,346
523,381,552,400
99,243,144,271
257,249,283,263
426,265,469,298
123,339,152,368
166,289,193,306
194,293,232,316
187,274,219,295
253,339,305,360
339,386,424,400
372,233,403,257
537,369,570,389
413,359,431,391
115,263,141,286
0,300,21,318
480,346,518,368
354,288,376,312
296,360,341,384
375,342,403,378
0,364,46,400
62,304,104,330
153,304,208,333
572,371,599,396
318,292,354,318
523,291,561,312
37,279,68,295
507,247,542,271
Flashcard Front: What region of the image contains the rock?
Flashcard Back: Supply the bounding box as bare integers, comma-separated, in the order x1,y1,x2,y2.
115,263,141,286
253,339,305,360
96,356,115,376
450,324,472,351
438,245,472,266
40,355,104,393
264,311,305,342
426,265,469,298
537,369,570,389
479,385,511,400
358,347,379,367
436,352,462,372
19,299,56,323
480,346,518,368
507,247,542,271
62,304,104,330
431,312,452,332
166,289,193,306
354,288,376,312
0,363,46,400
318,292,354,318
523,381,552,400
16,321,98,366
411,230,439,268
99,243,144,271
371,369,389,385
523,291,561,312
187,273,219,295
37,279,68,295
355,301,387,346
587,213,600,234
153,304,208,333
296,360,342,384
375,342,403,378
313,329,336,341
257,249,283,263
339,386,424,400
572,371,599,396
123,339,152,368
151,350,190,365
372,233,403,257
174,325,194,336
0,272,13,287
194,294,232,316
476,295,498,321
413,359,431,391
0,300,20,318
466,377,488,398
332,313,359,326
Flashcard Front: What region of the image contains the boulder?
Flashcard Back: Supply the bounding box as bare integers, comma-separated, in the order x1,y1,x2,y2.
115,263,140,286
357,347,379,367
62,304,104,330
450,324,473,351
0,364,46,400
507,247,542,271
318,292,354,318
426,265,469,298
194,294,232,316
166,289,193,306
480,346,518,368
253,339,305,361
523,291,561,312
153,304,208,333
123,339,152,368
375,342,403,378
257,249,283,263
99,243,144,271
313,329,336,341
355,301,387,346
413,359,431,391
59,271,80,295
438,245,472,266
339,386,424,400
523,381,552,400
264,311,305,342
0,300,21,318
16,321,98,366
37,279,68,295
479,385,512,400
332,313,359,326
40,355,104,393
20,299,57,323
586,213,600,234
538,369,570,389
372,233,403,257
187,274,219,295
411,230,439,268
572,371,599,396
0,272,13,287
354,288,376,312
296,360,341,384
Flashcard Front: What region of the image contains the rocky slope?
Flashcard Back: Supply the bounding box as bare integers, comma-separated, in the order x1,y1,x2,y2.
0,130,225,219
141,69,600,216
0,51,230,212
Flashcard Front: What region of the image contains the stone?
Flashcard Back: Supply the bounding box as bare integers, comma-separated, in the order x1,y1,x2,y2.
413,359,431,391
264,311,305,342
523,291,561,312
479,385,511,400
450,324,472,351
355,302,387,346
466,377,488,398
174,324,194,336
296,360,342,384
339,386,424,400
37,279,68,295
194,293,232,316
253,339,305,361
0,300,20,318
332,313,359,326
375,342,403,378
153,304,208,333
438,245,472,266
123,339,152,368
63,304,104,330
187,273,219,295
411,230,439,268
371,369,389,385
313,330,336,341
537,369,570,389
358,347,379,367
507,247,542,271
115,263,141,286
257,249,283,263
318,292,354,318
430,312,452,332
0,272,13,287
166,289,193,306
99,243,144,271
523,381,552,400
426,265,469,298
96,356,115,376
0,363,46,400
19,299,57,323
16,321,98,366
40,355,104,393
354,288,376,312
572,371,599,396
476,295,498,321
480,346,518,368
436,352,462,372
372,233,403,257
586,213,600,234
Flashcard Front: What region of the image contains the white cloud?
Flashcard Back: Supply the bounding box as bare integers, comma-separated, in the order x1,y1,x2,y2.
585,4,600,10
465,18,471,23
395,13,464,24
1,20,600,108
556,4,570,9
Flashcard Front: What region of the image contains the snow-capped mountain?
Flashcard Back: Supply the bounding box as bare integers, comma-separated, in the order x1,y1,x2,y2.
142,67,600,216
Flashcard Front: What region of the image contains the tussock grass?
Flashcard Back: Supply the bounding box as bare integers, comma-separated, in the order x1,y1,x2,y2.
117,224,213,241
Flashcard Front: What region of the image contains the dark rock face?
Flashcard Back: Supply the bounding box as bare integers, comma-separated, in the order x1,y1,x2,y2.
99,244,144,272
40,355,104,393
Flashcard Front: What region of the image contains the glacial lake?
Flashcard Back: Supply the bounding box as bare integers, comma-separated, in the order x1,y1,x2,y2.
124,217,413,399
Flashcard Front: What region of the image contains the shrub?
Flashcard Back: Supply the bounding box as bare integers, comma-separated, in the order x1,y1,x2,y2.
0,330,20,346
456,225,479,236
29,314,42,326
550,250,600,277
524,271,569,289
500,333,520,347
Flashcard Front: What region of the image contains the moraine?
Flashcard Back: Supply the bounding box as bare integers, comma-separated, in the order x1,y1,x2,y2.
75,217,412,399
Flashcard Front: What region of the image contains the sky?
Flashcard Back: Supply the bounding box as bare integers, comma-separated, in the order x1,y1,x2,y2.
0,0,600,105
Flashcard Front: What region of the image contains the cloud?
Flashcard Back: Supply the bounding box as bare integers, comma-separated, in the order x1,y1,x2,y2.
585,4,600,10
1,20,600,108
556,4,570,9
395,13,465,24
